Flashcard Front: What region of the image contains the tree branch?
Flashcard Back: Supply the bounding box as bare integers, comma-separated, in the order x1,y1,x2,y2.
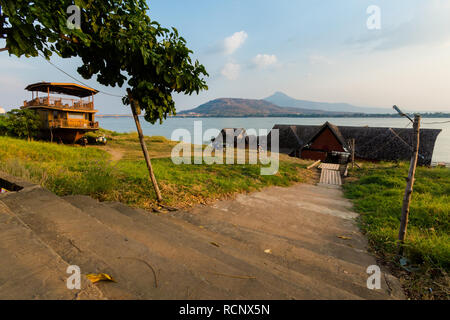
59,33,79,44
0,47,8,52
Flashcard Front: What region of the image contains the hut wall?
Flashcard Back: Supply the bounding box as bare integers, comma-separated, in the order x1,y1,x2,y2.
308,127,345,152
301,150,327,161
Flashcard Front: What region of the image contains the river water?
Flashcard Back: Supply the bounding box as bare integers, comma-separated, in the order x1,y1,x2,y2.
98,117,450,163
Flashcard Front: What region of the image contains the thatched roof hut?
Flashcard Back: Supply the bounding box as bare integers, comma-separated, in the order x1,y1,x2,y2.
268,122,442,165
214,128,267,150
267,125,302,156
213,128,247,147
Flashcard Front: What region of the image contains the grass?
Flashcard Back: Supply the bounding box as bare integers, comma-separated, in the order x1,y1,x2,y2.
0,132,314,210
343,162,450,299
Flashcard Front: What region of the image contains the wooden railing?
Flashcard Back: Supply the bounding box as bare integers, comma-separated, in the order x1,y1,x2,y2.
48,119,99,129
24,96,94,110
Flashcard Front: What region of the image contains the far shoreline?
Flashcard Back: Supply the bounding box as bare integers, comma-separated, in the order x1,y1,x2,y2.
96,113,450,119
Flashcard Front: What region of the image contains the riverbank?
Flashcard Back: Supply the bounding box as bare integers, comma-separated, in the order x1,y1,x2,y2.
97,117,450,163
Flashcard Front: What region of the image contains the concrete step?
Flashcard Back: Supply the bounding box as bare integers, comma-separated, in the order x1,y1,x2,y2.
167,209,394,300
99,200,394,300
65,195,362,299
0,201,103,300
1,187,240,299
183,186,374,267
162,184,402,300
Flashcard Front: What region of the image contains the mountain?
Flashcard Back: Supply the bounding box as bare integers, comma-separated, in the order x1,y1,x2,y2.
178,98,354,117
264,92,393,114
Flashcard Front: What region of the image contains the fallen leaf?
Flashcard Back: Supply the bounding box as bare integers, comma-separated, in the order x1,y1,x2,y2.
86,273,116,284
210,242,220,248
337,236,352,240
264,249,272,254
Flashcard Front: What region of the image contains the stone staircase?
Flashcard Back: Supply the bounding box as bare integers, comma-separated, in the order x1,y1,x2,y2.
0,174,404,300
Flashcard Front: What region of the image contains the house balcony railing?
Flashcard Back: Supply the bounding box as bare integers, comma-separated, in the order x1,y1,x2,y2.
48,119,99,129
24,96,94,111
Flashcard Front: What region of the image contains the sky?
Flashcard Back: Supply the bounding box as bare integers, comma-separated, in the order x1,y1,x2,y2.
1,0,450,114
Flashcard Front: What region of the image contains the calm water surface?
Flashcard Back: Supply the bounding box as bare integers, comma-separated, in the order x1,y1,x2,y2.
98,117,450,163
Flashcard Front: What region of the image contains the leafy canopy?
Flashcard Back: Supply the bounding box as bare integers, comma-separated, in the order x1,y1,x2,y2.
2,109,41,140
0,0,208,123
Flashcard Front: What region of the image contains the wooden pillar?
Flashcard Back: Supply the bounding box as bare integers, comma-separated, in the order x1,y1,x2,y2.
351,139,355,170
47,87,50,105
398,114,421,251
127,89,163,202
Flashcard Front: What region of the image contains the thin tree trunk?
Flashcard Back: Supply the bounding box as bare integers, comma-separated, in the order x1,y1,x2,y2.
398,115,421,252
127,90,163,202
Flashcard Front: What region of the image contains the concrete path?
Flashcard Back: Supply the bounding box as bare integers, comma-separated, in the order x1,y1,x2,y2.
0,172,404,300
169,184,404,299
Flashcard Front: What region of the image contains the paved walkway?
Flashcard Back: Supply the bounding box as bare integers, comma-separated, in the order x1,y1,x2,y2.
169,183,404,299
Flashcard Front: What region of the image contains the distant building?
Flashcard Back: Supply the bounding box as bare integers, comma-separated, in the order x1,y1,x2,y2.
213,128,263,150
0,107,5,114
213,128,247,148
268,122,441,166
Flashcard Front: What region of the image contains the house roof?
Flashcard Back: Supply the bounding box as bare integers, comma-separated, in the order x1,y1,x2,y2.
222,128,246,136
269,123,442,166
304,122,348,150
267,125,302,154
216,128,247,140
25,82,99,98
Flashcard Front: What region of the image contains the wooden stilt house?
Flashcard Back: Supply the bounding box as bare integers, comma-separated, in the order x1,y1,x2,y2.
21,82,99,143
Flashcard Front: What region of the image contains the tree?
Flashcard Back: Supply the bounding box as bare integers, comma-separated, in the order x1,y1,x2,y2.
0,114,8,135
0,0,208,202
5,109,41,140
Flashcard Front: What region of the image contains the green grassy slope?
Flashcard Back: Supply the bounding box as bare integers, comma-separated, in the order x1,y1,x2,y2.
0,134,314,209
344,162,449,299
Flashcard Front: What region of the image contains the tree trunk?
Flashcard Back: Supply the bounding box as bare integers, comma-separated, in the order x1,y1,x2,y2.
127,90,163,202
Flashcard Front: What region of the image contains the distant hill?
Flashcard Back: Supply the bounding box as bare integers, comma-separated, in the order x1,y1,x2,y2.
178,98,354,117
264,92,393,114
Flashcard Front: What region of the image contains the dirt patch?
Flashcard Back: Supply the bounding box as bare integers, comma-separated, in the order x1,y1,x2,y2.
104,147,125,161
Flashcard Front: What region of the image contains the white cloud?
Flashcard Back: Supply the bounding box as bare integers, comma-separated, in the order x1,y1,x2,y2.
221,62,241,80
223,31,248,55
253,54,278,68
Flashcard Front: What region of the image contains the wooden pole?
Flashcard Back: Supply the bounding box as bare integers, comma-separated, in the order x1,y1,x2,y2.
127,89,163,202
398,114,421,251
351,139,355,170
307,160,321,170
